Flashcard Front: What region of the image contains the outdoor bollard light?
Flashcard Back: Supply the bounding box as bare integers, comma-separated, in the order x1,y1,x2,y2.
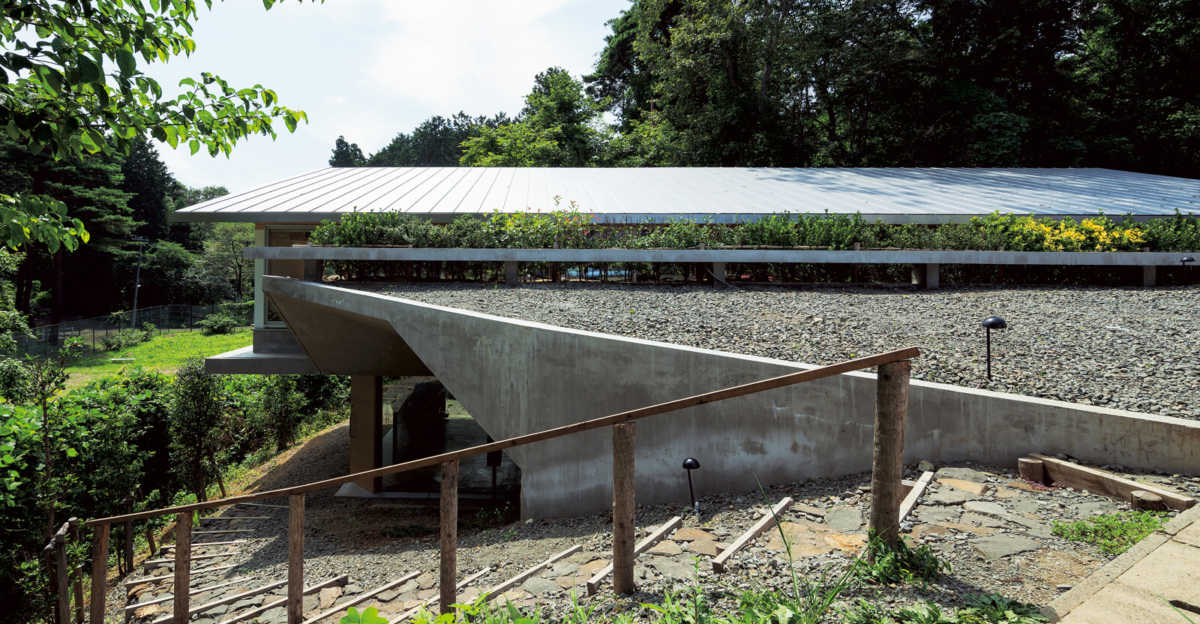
1182,256,1195,266
982,315,1007,381
682,457,701,516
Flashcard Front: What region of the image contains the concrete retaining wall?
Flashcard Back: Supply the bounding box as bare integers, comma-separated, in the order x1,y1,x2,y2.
262,277,1200,519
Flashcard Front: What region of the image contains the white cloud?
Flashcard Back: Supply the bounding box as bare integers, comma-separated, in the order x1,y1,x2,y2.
149,1,625,193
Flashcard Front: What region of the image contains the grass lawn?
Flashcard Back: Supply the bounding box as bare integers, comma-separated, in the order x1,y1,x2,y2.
65,328,252,388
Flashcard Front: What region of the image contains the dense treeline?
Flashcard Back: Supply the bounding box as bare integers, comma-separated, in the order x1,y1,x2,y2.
0,349,348,622
333,1,1200,177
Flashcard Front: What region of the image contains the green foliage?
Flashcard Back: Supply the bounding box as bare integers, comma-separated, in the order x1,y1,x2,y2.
262,375,305,450
1051,510,1169,555
861,531,951,586
197,313,239,335
340,606,389,624
843,594,1047,624
169,357,223,501
101,327,152,351
330,136,366,167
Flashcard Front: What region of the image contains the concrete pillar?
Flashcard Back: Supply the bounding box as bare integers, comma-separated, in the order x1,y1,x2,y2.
350,375,383,492
910,263,940,289
710,262,726,287
504,261,519,286
1142,266,1157,287
302,259,324,283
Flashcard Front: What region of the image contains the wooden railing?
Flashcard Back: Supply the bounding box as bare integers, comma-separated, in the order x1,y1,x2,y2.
66,346,918,624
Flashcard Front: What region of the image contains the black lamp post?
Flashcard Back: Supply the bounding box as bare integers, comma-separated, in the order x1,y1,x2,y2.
982,315,1007,381
1182,256,1195,266
682,457,700,515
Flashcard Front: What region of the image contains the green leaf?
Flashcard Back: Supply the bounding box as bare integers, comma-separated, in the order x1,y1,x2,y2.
116,49,137,75
77,56,101,83
188,139,200,155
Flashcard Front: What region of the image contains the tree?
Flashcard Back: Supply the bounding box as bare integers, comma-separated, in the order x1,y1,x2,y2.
461,68,603,167
121,139,177,241
200,222,254,299
365,112,510,166
0,0,310,251
169,357,225,502
329,135,366,167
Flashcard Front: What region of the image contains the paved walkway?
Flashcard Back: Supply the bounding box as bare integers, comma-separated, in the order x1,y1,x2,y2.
1046,504,1200,623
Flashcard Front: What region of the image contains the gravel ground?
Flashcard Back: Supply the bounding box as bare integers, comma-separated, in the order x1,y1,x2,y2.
118,450,1200,624
358,282,1200,420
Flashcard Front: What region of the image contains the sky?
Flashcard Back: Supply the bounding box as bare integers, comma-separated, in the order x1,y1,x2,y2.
149,1,628,193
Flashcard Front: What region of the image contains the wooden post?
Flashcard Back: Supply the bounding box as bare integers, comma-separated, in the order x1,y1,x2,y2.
145,523,157,557
504,261,519,286
869,360,910,553
1018,457,1046,485
89,523,109,624
349,376,383,492
70,519,84,624
123,521,134,573
439,460,459,614
173,512,191,624
611,423,636,594
288,495,305,624
55,532,69,624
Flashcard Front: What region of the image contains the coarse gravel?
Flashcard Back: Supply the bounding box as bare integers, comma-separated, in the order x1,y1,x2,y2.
357,282,1200,420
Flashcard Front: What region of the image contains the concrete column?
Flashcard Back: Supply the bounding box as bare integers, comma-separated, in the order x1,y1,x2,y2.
710,262,726,287
302,259,324,283
350,375,383,492
1142,266,1157,287
253,226,266,329
910,263,940,289
504,261,519,286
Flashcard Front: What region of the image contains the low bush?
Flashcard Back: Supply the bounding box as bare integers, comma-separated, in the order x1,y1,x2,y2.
197,312,239,335
860,531,952,586
1052,510,1168,555
100,327,150,351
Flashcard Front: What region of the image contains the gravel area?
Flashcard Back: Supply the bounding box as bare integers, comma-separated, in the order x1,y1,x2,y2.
118,453,1200,624
359,282,1200,420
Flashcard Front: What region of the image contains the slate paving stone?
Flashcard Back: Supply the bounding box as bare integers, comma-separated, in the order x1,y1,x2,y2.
764,521,835,556
960,512,1006,528
915,506,961,523
648,540,682,555
550,560,579,576
925,487,977,505
672,527,718,542
825,507,863,532
936,521,998,536
578,559,609,576
972,535,1041,560
938,478,989,495
936,467,993,483
647,556,695,582
521,577,561,596
685,540,721,556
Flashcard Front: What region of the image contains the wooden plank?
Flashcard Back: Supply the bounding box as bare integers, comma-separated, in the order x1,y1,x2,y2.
712,498,792,573
224,575,349,624
439,460,458,614
199,516,272,522
55,532,68,624
144,551,232,568
1018,457,1047,484
1031,453,1195,511
71,518,84,624
397,567,491,623
1131,490,1167,511
611,423,636,595
481,545,580,602
125,577,253,613
298,573,415,624
87,347,920,527
288,495,305,624
164,539,250,549
173,512,192,624
898,471,934,523
587,516,684,593
235,502,288,510
192,529,254,535
89,522,109,624
149,579,286,624
124,564,238,587
868,360,909,553
124,521,134,574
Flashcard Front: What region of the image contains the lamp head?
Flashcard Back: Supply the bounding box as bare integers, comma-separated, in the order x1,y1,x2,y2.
1182,256,1195,265
982,316,1007,330
682,457,700,470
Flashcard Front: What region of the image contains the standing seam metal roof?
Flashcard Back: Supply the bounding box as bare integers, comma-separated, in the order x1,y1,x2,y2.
172,167,1200,224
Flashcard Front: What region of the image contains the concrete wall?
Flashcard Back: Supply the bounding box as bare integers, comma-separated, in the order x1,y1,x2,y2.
262,277,1200,519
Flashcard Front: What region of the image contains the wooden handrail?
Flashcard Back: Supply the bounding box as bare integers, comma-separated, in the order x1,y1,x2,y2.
85,346,918,527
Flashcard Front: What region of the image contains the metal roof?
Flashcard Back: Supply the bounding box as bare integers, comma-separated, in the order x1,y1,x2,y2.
172,167,1200,224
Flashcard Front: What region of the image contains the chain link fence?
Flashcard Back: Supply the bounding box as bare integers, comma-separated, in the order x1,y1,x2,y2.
17,302,253,357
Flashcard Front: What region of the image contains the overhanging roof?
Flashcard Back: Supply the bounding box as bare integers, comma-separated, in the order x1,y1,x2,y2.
173,166,1200,225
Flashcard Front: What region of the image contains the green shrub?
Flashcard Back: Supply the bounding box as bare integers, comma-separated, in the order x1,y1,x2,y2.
262,374,305,450
100,327,150,351
197,312,239,335
860,531,951,586
1052,510,1169,555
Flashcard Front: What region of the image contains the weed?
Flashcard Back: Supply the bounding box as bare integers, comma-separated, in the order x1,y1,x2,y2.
1051,510,1168,555
860,531,951,586
956,593,1048,623
842,594,1046,624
